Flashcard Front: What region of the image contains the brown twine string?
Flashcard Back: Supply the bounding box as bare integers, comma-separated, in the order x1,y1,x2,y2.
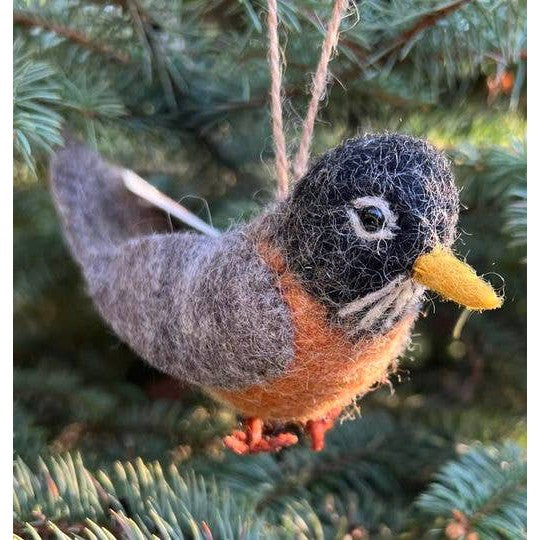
266,0,349,197
267,0,290,200
293,0,350,180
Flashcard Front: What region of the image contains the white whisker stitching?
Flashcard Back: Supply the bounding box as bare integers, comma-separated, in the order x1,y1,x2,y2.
356,283,405,331
338,275,404,318
382,281,418,331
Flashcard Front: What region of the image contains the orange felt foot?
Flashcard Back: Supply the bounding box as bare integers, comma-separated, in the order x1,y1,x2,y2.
223,417,299,455
223,430,249,454
305,408,341,451
246,417,263,448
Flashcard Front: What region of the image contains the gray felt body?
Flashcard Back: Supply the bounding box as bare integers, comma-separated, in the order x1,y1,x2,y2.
50,133,460,392
50,140,294,389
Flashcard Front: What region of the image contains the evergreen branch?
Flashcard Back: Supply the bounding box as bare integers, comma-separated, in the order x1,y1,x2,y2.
368,0,474,65
13,42,64,172
13,519,87,538
193,412,454,524
13,452,321,539
504,186,526,254
453,142,526,210
293,0,478,106
416,443,526,538
122,0,182,109
86,0,162,30
13,12,130,64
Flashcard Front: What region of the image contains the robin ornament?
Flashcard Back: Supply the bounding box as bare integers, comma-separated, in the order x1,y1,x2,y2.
50,133,502,454
50,0,502,454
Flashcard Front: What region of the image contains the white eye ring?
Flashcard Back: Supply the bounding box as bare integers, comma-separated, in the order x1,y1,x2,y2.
347,195,399,241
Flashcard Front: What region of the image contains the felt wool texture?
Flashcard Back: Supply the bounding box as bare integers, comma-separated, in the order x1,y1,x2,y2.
50,133,476,422
277,134,460,311
51,140,294,389
210,244,416,422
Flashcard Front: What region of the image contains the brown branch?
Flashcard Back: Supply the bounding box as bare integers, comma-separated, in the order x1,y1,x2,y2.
13,11,131,64
325,0,473,91
13,518,86,537
369,0,474,65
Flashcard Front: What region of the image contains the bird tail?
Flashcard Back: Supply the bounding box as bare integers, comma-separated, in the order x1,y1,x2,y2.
49,138,167,267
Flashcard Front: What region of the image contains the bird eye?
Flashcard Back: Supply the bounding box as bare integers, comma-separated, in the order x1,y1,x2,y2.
358,206,385,232
347,196,398,241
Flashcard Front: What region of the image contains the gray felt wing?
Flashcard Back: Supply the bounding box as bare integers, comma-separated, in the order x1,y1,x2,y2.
50,140,294,389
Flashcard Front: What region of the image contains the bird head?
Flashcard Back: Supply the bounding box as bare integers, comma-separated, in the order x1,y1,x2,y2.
277,134,502,330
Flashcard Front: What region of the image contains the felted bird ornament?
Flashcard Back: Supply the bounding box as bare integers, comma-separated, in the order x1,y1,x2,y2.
50,133,502,454
49,0,502,454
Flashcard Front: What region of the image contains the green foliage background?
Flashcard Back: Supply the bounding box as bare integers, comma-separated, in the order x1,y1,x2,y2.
13,0,526,538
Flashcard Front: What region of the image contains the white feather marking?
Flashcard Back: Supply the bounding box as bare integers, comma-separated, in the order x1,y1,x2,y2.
339,278,425,334
337,275,405,318
381,281,424,332
122,169,220,237
355,283,405,331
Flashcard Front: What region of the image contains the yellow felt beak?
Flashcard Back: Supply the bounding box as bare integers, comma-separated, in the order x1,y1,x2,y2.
412,245,503,311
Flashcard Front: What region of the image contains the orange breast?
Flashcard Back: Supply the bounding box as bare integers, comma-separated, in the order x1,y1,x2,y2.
209,244,415,422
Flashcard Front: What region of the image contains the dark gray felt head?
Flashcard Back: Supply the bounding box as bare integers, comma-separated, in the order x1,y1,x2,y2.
277,133,460,307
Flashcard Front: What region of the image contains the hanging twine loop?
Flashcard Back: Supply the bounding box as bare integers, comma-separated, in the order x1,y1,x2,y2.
266,0,350,199
267,0,290,200
293,0,350,180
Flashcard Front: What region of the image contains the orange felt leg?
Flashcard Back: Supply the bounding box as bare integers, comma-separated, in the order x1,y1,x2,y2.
223,432,249,455
246,417,263,449
306,408,341,451
255,432,298,453
271,432,299,450
223,418,299,454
